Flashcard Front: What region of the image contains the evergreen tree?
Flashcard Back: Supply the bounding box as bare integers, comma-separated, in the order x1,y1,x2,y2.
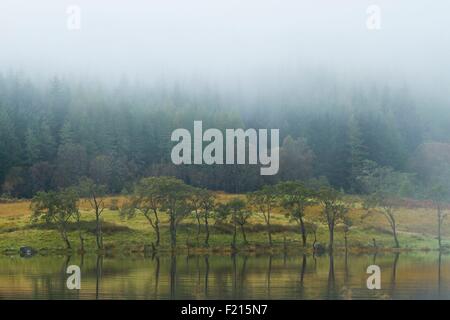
0,108,19,189
347,114,367,193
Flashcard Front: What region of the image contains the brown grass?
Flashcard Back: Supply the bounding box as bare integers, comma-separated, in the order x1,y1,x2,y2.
0,201,31,217
0,193,448,240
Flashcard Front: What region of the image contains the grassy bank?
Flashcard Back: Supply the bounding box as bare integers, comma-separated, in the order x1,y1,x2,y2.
0,194,449,255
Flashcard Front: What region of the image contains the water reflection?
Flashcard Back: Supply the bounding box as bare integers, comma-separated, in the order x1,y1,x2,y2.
204,255,209,297
0,252,448,300
96,255,103,300
438,251,442,297
390,253,400,297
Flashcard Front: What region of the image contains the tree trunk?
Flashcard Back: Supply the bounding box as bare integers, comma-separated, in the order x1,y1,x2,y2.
437,206,442,250
344,232,348,253
196,211,201,244
204,215,210,247
312,231,317,249
147,210,161,247
393,233,400,248
61,228,71,250
92,194,104,251
99,221,103,248
240,224,248,244
299,217,307,247
232,214,237,248
386,210,400,248
95,208,103,250
266,212,272,246
170,213,177,250
154,210,161,247
155,220,160,247
328,224,334,252
64,236,71,250
392,224,400,248
79,232,85,253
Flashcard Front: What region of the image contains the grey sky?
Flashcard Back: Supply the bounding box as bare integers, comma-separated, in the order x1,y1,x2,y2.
0,0,449,92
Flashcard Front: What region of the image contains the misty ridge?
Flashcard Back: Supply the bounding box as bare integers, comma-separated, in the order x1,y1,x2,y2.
0,0,449,198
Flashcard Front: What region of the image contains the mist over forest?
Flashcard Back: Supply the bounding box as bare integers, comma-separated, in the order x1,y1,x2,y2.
1,72,449,197
1,0,450,198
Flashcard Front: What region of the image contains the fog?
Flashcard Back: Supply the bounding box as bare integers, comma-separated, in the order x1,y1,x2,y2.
2,0,450,196
0,0,449,98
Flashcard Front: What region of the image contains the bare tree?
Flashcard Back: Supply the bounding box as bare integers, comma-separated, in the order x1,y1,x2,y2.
158,177,192,250
121,177,166,248
277,181,316,247
317,187,348,252
78,177,107,250
248,186,278,246
429,185,449,250
199,190,216,247
359,161,415,248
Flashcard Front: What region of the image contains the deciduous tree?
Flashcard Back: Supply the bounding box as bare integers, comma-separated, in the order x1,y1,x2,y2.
31,189,79,250
248,186,278,246
277,181,316,247
78,177,107,250
317,187,348,252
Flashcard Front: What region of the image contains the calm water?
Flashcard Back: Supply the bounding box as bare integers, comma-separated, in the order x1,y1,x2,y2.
0,252,448,300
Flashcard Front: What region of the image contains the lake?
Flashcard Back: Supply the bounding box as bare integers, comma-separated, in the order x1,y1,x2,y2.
0,252,448,300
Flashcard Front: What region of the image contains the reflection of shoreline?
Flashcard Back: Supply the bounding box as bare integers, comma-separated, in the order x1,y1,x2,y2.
0,253,447,300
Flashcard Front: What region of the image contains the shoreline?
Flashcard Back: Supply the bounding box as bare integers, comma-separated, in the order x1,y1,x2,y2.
3,244,449,258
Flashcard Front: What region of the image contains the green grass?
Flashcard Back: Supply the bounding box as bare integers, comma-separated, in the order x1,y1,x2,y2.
1,203,449,255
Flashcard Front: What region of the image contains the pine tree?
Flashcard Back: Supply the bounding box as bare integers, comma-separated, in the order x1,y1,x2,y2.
0,108,19,187
25,127,41,164
59,121,76,145
347,114,367,193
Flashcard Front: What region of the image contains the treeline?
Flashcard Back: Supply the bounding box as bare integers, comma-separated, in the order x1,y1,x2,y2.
1,74,450,197
31,173,448,253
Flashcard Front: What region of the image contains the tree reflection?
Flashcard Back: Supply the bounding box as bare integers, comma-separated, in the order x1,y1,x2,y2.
153,254,160,299
327,253,337,299
297,254,307,298
389,253,400,298
95,255,103,300
204,255,209,297
170,254,176,299
267,255,273,299
12,252,450,300
438,251,442,298
239,255,248,298
232,253,237,297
